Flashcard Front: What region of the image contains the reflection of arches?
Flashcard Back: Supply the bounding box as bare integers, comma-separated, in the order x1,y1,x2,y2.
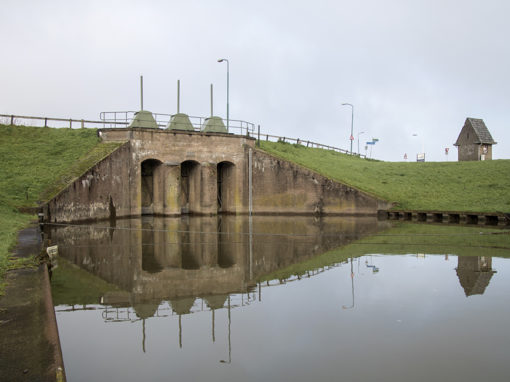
217,216,235,268
180,161,200,214
141,221,163,273
179,218,201,269
217,161,235,213
141,159,163,215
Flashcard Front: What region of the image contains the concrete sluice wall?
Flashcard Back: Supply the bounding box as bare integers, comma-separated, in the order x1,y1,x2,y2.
42,128,390,223
46,216,390,309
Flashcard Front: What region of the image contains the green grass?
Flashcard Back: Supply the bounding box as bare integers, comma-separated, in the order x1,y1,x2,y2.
0,124,122,294
258,223,510,282
51,257,122,306
259,141,510,212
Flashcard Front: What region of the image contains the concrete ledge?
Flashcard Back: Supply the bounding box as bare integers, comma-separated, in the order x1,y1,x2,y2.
0,226,66,382
378,210,510,226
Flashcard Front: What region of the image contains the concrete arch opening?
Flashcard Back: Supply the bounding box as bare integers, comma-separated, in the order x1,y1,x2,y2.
217,161,235,213
141,159,163,215
180,160,200,214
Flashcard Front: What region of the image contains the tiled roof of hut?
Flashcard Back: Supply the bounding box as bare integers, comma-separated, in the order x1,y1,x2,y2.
456,268,496,296
468,118,496,144
455,118,496,146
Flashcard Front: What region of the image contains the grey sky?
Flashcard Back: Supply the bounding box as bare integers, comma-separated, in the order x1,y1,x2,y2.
1,0,508,161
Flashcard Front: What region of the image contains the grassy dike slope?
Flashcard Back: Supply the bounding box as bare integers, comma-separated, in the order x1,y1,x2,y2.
260,141,510,212
0,124,121,293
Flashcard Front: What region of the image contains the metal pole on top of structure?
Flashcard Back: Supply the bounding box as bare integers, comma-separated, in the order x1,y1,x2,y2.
177,79,180,114
140,75,144,110
210,84,214,116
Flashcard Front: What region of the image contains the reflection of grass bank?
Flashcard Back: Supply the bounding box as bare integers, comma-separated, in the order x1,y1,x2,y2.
0,124,122,294
51,257,122,306
259,141,510,212
257,223,510,282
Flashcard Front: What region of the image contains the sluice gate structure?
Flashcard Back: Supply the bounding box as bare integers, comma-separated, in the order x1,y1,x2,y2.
42,127,389,223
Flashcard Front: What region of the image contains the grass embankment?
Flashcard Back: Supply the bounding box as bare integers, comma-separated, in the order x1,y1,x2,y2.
259,141,510,212
0,124,122,294
258,223,510,282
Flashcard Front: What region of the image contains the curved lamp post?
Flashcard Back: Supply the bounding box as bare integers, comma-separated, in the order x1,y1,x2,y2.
217,58,230,132
342,103,354,154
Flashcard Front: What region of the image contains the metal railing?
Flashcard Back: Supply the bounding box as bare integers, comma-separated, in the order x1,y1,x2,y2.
1,112,365,158
256,131,366,158
99,111,255,136
0,113,124,129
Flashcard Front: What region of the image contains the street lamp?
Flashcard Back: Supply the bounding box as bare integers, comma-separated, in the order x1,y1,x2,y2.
357,131,365,155
217,58,229,132
341,103,354,154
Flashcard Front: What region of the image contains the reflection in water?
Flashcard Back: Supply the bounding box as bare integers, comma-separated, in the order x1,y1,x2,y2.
49,219,510,382
46,215,386,305
342,258,355,310
456,256,497,296
48,215,387,353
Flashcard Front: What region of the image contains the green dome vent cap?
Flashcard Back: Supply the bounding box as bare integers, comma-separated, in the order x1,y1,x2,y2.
166,113,195,131
128,110,158,129
202,116,227,133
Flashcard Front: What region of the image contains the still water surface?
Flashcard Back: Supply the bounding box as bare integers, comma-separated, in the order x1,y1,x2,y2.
49,216,510,382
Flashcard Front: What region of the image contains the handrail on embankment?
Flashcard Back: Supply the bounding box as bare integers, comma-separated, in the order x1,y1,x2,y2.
0,113,365,158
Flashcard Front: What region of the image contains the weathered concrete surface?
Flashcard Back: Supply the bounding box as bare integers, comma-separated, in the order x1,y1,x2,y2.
252,149,390,215
44,141,133,223
0,227,65,382
43,128,390,223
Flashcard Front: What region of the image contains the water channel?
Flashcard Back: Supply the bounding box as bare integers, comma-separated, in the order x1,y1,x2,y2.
47,216,510,382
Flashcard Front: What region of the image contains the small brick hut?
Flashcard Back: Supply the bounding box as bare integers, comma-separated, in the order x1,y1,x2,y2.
454,118,496,161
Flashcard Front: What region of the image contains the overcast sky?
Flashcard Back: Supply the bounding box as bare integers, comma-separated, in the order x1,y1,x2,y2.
1,0,508,161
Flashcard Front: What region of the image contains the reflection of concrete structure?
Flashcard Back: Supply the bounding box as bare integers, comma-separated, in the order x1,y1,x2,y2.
49,215,392,352
43,129,390,223
47,215,384,354
47,215,388,307
456,256,496,296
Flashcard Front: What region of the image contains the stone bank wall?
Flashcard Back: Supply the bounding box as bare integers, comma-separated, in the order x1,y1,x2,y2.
251,149,389,215
44,142,134,223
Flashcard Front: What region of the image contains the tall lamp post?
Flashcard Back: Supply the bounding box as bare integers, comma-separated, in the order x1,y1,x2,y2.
217,58,230,132
357,131,364,155
342,103,354,154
